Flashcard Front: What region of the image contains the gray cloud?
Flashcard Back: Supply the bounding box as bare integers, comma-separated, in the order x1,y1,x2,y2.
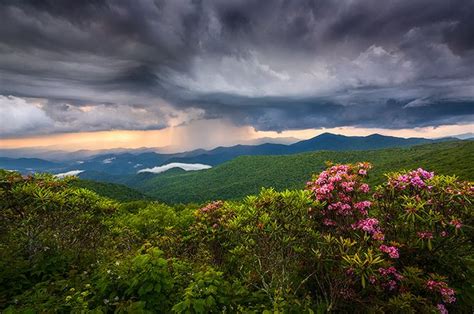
0,0,473,136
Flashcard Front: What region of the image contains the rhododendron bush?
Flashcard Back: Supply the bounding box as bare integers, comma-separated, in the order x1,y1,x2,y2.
0,165,472,312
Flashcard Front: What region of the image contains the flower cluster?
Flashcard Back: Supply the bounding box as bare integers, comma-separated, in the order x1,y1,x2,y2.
379,244,399,258
449,219,462,229
199,200,224,213
426,280,456,304
378,266,403,291
306,162,373,230
354,200,372,215
417,231,434,240
388,168,434,190
437,304,448,314
196,200,229,230
352,217,380,234
351,217,386,241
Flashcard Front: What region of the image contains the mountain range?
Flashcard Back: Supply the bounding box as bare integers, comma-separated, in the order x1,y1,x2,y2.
0,133,458,175
74,141,474,203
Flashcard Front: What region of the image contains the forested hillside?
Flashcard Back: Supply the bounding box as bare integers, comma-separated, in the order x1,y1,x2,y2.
70,180,150,202
128,141,474,203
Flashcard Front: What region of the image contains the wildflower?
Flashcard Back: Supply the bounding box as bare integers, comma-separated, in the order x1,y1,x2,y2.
200,200,224,213
359,183,370,193
417,231,434,239
378,266,403,281
323,218,337,226
345,267,354,276
437,304,448,314
352,218,380,234
417,168,434,179
341,181,355,192
368,275,377,284
385,279,398,291
449,219,462,229
379,245,399,258
427,280,456,304
358,169,367,175
65,296,72,302
328,202,352,215
354,201,371,215
104,299,110,305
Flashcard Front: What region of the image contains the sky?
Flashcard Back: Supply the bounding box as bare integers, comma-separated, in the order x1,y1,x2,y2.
0,0,473,151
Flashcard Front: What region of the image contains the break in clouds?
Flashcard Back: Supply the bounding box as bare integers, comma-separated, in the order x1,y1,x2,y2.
0,0,473,137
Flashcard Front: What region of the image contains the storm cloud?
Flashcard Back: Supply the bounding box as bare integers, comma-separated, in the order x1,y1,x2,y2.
0,0,473,136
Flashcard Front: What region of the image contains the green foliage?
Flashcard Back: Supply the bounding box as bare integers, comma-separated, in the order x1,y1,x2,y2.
70,179,150,201
172,269,245,313
0,170,115,307
95,246,175,312
0,162,473,313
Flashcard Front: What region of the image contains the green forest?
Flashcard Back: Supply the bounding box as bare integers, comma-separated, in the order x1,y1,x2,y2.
1,160,473,312
83,141,474,204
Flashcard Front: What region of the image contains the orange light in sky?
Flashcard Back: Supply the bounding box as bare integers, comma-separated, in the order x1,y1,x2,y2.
1,121,472,152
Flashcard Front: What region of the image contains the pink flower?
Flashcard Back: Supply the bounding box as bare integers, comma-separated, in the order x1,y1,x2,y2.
358,169,367,175
384,279,398,291
389,168,434,190
354,201,371,215
200,200,223,213
418,231,434,239
427,280,456,304
437,304,448,314
440,287,456,303
323,218,337,226
359,183,370,193
379,245,399,258
379,267,403,280
341,181,355,192
449,219,462,229
417,168,434,179
378,266,403,291
352,218,380,234
368,275,377,284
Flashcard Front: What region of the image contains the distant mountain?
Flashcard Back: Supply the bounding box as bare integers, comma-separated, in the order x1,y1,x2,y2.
242,136,300,145
164,133,453,166
0,157,65,172
0,146,161,161
288,133,444,152
450,132,474,140
0,133,458,175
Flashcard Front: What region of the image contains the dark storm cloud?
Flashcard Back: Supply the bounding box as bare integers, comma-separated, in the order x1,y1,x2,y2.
0,0,473,136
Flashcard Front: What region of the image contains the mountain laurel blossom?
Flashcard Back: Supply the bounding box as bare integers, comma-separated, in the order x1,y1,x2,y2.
379,244,399,258
427,280,456,304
